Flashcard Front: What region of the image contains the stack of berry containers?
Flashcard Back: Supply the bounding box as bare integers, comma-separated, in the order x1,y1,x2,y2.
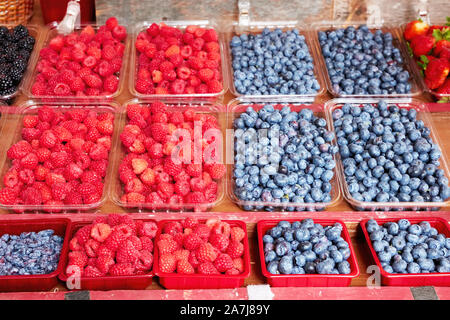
223,21,326,101
360,217,450,286
398,21,450,101
257,219,359,287
227,98,342,212
0,218,71,292
154,219,251,289
0,101,120,213
130,20,227,100
0,24,42,102
58,218,156,291
325,98,450,211
311,21,421,98
109,100,226,212
25,22,130,101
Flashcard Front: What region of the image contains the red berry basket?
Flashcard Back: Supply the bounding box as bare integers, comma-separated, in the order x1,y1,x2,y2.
257,219,359,287
58,218,156,291
0,218,71,292
360,217,450,286
154,219,251,289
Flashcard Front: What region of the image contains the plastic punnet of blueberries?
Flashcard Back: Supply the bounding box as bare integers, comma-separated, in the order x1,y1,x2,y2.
333,100,450,210
263,220,352,275
230,28,320,96
318,25,411,96
0,230,63,276
233,104,338,211
366,219,450,274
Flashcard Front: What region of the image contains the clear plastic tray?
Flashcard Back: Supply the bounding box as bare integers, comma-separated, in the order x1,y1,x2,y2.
325,98,450,211
0,100,120,213
129,20,227,100
398,21,450,100
311,21,422,99
109,99,226,212
226,98,341,211
24,23,130,102
0,24,43,102
223,21,326,102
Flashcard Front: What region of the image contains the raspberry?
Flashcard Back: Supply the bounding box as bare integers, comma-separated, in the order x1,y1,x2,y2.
225,268,240,275
209,233,230,252
96,254,115,274
49,35,64,52
185,164,202,177
197,262,219,275
140,236,154,252
103,75,119,93
0,188,17,205
185,191,206,204
213,253,233,273
102,44,117,61
183,233,202,251
162,221,183,236
137,221,158,238
109,263,135,276
20,153,38,169
207,79,223,93
118,215,137,233
7,140,33,159
106,213,122,227
21,187,42,205
51,182,69,201
165,45,180,58
84,74,103,88
193,224,211,241
230,227,246,242
190,177,207,192
136,250,153,271
68,251,88,268
116,239,140,264
23,115,38,128
226,240,244,259
196,242,218,263
205,163,225,180
105,224,133,251
157,238,178,255
159,253,176,273
131,158,148,175
170,79,186,94
188,250,200,269
198,68,214,82
112,25,127,41
163,158,182,176
128,235,143,251
106,17,119,31
75,225,92,246
177,260,194,274
50,151,69,168
174,180,190,196
84,238,100,257
65,191,83,205
150,123,168,142
124,192,145,204
89,223,111,243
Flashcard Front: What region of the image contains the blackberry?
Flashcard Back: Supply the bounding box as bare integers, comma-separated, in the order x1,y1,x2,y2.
12,59,27,72
0,26,9,40
8,67,23,84
12,25,28,41
0,74,13,91
17,50,31,61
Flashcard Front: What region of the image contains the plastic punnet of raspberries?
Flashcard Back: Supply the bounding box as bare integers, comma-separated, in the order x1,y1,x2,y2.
0,105,114,212
65,214,157,278
134,23,223,95
118,101,225,211
157,218,246,276
31,17,126,97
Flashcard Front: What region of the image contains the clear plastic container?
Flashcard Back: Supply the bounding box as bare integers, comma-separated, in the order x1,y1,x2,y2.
24,23,130,101
311,21,422,99
227,98,341,211
154,219,251,289
223,21,326,102
130,21,227,100
360,217,450,286
59,219,155,291
398,21,450,100
257,219,359,287
325,98,450,211
0,100,120,213
0,24,43,102
0,218,71,292
109,99,226,212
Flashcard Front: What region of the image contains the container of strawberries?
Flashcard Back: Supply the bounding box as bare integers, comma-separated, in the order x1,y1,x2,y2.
58,214,157,291
401,18,450,101
109,100,226,212
154,218,251,289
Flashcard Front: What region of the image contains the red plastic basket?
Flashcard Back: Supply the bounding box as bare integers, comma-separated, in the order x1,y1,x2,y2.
0,218,71,292
154,219,251,289
58,219,155,291
360,217,450,287
257,219,359,287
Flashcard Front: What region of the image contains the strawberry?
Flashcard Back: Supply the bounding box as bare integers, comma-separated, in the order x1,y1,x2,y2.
436,78,450,96
434,39,450,56
425,58,450,89
404,20,430,41
410,35,435,57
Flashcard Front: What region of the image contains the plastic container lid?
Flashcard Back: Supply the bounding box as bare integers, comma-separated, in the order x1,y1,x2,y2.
226,98,341,211
360,217,450,286
223,21,326,102
257,219,360,287
325,98,450,211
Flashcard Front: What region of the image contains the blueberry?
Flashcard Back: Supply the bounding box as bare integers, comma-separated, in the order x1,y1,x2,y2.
337,261,351,274
267,261,279,274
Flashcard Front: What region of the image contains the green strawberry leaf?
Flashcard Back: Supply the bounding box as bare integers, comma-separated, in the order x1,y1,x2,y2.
433,28,443,41
420,55,429,64
418,55,429,71
438,97,450,103
406,41,413,57
443,28,450,41
446,16,450,26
